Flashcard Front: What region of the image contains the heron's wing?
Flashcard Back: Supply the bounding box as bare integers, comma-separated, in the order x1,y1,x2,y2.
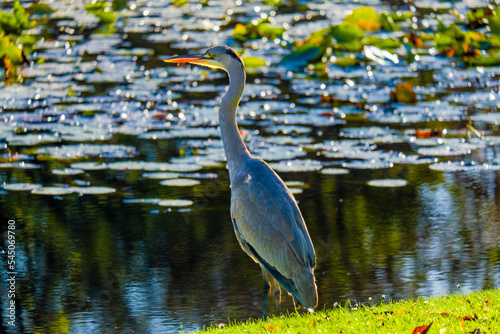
230,158,316,280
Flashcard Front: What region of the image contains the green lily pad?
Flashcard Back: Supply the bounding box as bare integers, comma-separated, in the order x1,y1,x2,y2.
280,44,321,69
243,56,267,69
343,6,381,32
331,24,365,43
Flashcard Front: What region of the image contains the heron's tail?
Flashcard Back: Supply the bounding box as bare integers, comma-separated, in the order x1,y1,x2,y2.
292,268,318,311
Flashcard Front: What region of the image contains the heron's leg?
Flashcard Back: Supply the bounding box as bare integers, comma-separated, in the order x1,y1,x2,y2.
261,267,270,319
271,278,281,316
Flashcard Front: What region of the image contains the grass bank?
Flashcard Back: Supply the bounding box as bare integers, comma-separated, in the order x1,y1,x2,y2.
195,289,498,333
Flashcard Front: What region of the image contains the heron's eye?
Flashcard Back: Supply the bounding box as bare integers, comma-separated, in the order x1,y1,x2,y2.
209,53,216,58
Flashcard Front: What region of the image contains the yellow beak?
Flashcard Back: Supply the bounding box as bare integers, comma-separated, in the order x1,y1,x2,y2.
164,53,223,70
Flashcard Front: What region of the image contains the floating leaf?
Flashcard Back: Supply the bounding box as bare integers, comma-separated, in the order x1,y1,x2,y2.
52,168,85,175
461,313,478,328
343,6,381,31
367,179,407,187
160,179,200,187
343,160,393,169
73,186,116,194
0,162,40,169
28,2,55,14
243,56,266,69
37,144,137,160
166,163,204,172
107,161,172,171
31,186,74,195
70,162,108,170
280,44,321,70
417,145,470,156
334,55,362,67
379,12,398,31
321,168,350,175
158,199,194,207
391,83,417,104
3,183,42,191
285,181,307,188
233,23,249,42
123,198,160,204
268,159,322,172
142,172,181,179
331,24,365,43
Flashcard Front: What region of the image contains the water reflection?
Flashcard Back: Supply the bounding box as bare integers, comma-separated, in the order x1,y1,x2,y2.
1,151,499,332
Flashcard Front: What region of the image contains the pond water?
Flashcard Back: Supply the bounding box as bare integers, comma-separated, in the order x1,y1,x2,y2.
1,0,500,333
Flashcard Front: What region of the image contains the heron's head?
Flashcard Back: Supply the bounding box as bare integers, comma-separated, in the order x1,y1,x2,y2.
164,46,244,72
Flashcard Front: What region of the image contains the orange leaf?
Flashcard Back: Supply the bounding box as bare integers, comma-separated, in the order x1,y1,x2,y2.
408,32,423,48
392,83,417,104
461,313,478,327
152,113,167,119
320,112,335,117
267,324,275,330
392,307,406,316
412,321,433,334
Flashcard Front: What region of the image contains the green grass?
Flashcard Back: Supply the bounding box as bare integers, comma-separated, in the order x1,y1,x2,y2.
194,289,499,333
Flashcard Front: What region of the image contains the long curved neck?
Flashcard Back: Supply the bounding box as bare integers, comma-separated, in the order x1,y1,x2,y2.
219,63,251,182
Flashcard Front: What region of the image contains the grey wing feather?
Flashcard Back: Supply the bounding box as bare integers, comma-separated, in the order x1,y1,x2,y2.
230,158,316,277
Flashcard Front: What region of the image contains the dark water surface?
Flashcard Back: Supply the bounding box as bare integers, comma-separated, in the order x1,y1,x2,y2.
1,0,500,333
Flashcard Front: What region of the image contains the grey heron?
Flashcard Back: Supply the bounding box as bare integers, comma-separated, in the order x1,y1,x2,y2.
164,46,317,317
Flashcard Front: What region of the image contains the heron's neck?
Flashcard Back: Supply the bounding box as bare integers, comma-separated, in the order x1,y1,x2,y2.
219,64,251,181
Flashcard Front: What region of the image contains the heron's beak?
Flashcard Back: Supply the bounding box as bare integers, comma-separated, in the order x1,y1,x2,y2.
164,53,223,69
164,53,207,63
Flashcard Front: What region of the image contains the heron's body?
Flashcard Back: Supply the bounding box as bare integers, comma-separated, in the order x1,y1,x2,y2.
164,46,317,316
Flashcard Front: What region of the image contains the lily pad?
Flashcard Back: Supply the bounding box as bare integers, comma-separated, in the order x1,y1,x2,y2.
3,183,42,191
289,188,303,194
73,186,116,194
31,186,75,195
268,159,323,172
160,179,201,186
142,172,181,179
343,160,393,169
321,168,350,175
285,181,307,188
36,144,137,159
158,199,194,207
70,162,108,170
52,168,85,175
367,179,408,187
429,161,483,171
123,198,160,204
0,162,41,169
